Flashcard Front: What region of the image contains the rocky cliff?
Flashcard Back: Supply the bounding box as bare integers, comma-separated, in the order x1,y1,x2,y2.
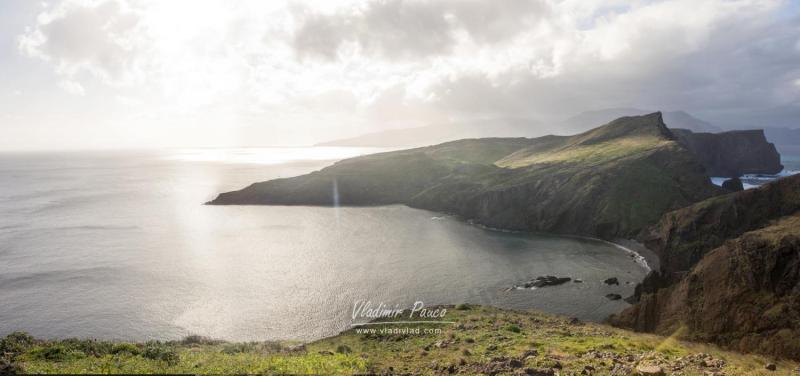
610,174,800,360
210,113,722,239
671,129,783,177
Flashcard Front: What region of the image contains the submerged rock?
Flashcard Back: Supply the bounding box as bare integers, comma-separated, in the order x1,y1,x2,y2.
604,277,620,285
536,276,571,287
516,276,573,289
605,294,623,301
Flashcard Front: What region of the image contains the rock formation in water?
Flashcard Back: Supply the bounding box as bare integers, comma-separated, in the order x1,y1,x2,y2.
721,177,744,191
671,128,783,177
210,113,722,239
609,174,800,360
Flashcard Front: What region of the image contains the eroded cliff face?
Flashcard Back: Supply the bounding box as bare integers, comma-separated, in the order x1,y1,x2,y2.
611,214,800,359
610,174,800,360
671,129,783,177
209,113,722,239
639,174,800,277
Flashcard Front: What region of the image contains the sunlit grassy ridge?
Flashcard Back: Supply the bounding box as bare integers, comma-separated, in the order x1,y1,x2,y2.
210,113,722,239
4,306,796,375
496,137,671,168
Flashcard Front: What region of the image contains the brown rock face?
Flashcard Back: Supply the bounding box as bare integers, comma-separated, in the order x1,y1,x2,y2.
643,174,800,276
610,174,800,360
613,215,800,359
671,128,783,177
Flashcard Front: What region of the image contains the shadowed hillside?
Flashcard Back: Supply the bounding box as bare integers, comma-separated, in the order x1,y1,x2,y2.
210,113,722,239
610,174,800,360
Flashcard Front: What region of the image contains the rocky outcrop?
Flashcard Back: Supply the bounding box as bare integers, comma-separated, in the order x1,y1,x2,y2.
671,128,783,177
210,113,722,239
722,177,744,191
639,174,800,277
610,174,800,360
611,213,800,359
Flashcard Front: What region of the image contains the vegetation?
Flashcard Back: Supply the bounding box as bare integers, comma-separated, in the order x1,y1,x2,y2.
4,306,797,375
209,113,722,239
612,195,800,360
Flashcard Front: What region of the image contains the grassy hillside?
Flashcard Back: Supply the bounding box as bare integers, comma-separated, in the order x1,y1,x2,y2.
3,306,796,375
210,113,722,239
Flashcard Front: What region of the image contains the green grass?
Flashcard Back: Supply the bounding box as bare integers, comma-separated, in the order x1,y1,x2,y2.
496,136,669,168
5,306,797,375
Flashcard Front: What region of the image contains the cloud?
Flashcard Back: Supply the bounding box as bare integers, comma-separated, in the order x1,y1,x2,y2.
292,0,550,61
14,0,800,140
58,80,85,96
19,0,147,87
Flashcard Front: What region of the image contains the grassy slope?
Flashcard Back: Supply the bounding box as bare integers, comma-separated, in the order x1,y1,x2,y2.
6,306,797,375
210,113,722,239
408,113,721,238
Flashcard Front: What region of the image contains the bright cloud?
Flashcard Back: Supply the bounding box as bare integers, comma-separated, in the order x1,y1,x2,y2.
6,0,800,149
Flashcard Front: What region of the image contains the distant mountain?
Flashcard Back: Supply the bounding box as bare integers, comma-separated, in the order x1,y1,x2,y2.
315,118,544,148
560,108,722,134
211,113,722,239
318,109,721,147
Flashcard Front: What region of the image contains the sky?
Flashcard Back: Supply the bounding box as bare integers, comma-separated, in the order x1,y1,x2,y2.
0,0,799,150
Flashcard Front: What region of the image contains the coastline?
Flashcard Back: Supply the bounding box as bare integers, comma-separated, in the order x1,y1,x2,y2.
462,216,657,273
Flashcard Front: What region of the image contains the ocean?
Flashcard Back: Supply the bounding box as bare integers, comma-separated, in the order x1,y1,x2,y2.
0,148,650,341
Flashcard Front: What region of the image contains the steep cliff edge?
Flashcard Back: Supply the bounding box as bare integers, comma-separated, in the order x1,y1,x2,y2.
639,174,800,278
210,113,722,239
610,174,800,360
671,128,783,177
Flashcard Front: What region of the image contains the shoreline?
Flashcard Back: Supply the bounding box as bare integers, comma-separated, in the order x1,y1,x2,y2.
462,216,658,273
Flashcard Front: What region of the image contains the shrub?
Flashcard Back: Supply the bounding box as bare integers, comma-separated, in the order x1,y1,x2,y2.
180,335,220,346
29,345,84,362
0,332,35,357
110,343,140,355
221,343,253,355
58,339,112,357
222,341,290,355
335,345,352,354
455,304,471,310
0,357,22,375
142,343,179,365
505,324,522,333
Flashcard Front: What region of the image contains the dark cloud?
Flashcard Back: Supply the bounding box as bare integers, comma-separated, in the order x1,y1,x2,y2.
416,3,800,128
